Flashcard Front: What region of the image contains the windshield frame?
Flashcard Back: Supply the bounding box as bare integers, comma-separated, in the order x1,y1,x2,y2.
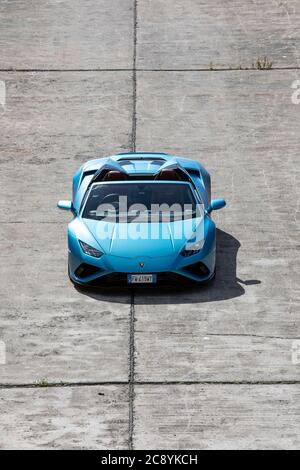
80,180,202,221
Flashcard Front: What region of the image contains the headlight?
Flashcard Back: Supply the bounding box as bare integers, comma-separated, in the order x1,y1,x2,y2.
181,239,204,257
79,240,103,258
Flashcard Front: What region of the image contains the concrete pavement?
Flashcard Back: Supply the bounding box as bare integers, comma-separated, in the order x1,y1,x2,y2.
0,0,299,449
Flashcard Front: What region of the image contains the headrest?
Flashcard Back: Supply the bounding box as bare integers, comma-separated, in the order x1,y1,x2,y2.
103,171,128,182
154,169,181,181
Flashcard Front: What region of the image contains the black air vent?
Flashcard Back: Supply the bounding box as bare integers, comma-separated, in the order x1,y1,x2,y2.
183,262,209,277
75,263,102,279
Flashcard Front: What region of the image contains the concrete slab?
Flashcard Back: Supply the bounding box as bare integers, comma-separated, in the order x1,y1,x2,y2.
134,301,300,382
0,0,133,69
0,71,132,222
134,70,300,381
0,70,132,385
136,70,300,155
0,385,128,449
0,221,130,384
137,0,300,69
134,384,300,449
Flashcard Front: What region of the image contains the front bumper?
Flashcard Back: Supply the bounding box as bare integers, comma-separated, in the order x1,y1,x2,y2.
68,246,216,286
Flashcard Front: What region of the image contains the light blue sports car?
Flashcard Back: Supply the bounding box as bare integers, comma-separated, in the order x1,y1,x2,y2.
57,152,226,287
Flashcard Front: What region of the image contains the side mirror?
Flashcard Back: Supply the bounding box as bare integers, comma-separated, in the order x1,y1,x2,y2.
57,200,73,211
208,198,226,213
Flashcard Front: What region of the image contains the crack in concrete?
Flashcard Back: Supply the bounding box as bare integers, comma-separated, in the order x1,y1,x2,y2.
0,221,66,224
128,289,136,450
128,0,138,451
1,380,300,390
207,333,300,341
131,0,138,154
0,68,300,73
0,382,127,389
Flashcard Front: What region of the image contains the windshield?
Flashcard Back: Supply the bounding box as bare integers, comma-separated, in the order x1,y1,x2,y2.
82,182,202,222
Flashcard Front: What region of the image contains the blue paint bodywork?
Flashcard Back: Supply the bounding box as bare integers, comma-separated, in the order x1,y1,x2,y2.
58,152,226,286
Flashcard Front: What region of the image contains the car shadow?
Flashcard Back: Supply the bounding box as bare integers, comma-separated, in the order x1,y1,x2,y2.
76,229,261,304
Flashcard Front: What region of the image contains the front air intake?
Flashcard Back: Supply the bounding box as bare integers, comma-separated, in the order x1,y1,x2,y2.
183,261,210,278
75,263,102,279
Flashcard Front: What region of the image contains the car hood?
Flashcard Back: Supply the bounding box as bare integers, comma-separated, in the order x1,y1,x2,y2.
82,217,205,258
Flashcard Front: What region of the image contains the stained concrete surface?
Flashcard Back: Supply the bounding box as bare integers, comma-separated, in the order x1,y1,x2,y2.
134,70,300,384
137,0,300,69
0,53,133,445
0,0,300,450
134,385,300,449
0,223,130,384
0,0,133,69
0,71,133,223
0,70,133,386
0,386,129,449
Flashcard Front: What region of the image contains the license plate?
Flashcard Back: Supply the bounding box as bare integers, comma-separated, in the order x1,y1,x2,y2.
127,274,157,284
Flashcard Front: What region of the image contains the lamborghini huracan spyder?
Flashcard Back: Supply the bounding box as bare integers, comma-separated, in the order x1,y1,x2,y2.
57,152,226,286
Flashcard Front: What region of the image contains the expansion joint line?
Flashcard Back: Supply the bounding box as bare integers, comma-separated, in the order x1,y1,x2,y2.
128,0,138,450
129,289,136,450
131,0,138,153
